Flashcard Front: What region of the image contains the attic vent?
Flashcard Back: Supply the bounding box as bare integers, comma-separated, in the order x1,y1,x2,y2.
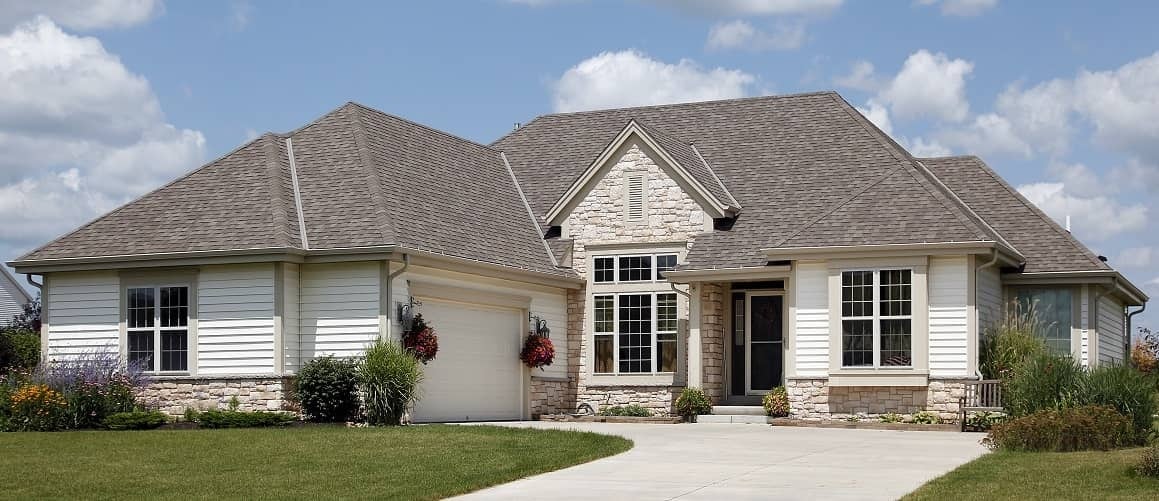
625,174,646,222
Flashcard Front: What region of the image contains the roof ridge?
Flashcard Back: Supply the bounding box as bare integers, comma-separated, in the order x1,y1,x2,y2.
344,101,500,154
964,156,1107,269
259,135,293,248
500,152,560,268
770,165,905,248
533,91,839,120
13,133,277,263
344,105,396,244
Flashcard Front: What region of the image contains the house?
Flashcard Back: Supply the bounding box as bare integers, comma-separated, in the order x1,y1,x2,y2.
10,92,1147,421
0,267,34,327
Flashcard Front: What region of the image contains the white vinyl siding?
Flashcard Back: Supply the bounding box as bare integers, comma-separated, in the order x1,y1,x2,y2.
45,271,121,359
793,261,829,377
1098,295,1126,365
928,257,969,377
299,262,381,360
283,263,301,373
0,272,30,326
977,265,1002,335
197,264,276,375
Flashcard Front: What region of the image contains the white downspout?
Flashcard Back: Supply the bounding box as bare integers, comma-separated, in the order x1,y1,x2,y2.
386,254,410,341
974,250,1000,380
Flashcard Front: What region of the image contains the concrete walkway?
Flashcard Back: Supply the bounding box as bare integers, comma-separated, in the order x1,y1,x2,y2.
456,422,987,500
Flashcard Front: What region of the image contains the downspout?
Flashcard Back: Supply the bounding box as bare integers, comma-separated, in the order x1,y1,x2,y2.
974,250,1000,380
26,273,43,292
1127,302,1146,365
386,254,410,340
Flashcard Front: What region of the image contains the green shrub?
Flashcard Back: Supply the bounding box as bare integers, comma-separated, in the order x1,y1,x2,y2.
1081,364,1157,444
983,405,1135,452
879,412,903,423
195,409,295,428
0,328,40,373
964,411,1006,431
296,355,359,423
673,387,711,418
598,404,652,417
1137,444,1159,478
1004,353,1086,417
360,339,423,426
909,411,942,424
103,410,169,430
979,302,1049,381
762,386,790,417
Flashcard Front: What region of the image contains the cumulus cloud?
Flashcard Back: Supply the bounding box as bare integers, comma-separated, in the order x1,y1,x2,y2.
917,0,999,17
856,99,892,135
879,50,974,123
936,113,1031,157
903,137,952,157
0,17,205,262
706,19,805,51
1018,182,1147,241
652,0,843,16
551,50,756,112
834,60,881,92
0,0,161,31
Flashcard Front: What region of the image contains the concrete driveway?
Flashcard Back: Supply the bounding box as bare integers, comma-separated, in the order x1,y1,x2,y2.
456,422,986,500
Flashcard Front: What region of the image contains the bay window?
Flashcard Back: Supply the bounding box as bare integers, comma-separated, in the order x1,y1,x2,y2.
1013,288,1073,355
127,285,190,372
841,269,912,368
593,292,678,374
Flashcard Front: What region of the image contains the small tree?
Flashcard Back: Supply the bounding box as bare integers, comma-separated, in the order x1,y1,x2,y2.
1131,327,1158,376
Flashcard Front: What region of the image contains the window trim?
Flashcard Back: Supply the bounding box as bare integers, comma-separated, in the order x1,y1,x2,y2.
120,273,197,376
591,252,680,284
591,291,680,376
838,268,914,369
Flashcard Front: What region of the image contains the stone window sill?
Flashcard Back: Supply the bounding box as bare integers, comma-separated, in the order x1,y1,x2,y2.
587,374,681,387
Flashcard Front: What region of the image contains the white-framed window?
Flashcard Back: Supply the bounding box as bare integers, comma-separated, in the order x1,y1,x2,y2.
591,253,679,284
127,285,190,373
840,269,912,368
593,292,679,374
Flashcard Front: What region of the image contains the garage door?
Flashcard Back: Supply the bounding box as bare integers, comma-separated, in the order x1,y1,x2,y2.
411,299,523,422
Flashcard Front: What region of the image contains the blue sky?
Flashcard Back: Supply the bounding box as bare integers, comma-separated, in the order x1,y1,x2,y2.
1,0,1157,329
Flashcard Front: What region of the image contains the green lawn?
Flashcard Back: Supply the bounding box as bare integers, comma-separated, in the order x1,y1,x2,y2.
903,448,1159,501
0,425,632,500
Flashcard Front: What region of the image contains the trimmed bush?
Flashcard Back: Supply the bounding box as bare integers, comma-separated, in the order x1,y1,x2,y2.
983,405,1135,452
674,387,711,419
103,411,168,430
598,404,652,417
1137,444,1159,478
194,409,295,428
296,356,359,423
360,339,423,426
762,386,790,417
964,411,1006,432
1004,353,1086,417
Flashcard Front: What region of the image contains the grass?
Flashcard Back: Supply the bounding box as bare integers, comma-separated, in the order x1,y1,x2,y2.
0,425,632,500
903,447,1159,501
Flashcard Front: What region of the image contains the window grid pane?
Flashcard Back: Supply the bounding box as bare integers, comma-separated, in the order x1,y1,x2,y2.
618,256,652,282
160,330,188,372
159,286,189,328
879,270,912,317
656,293,677,332
127,331,154,372
127,287,154,329
593,257,615,283
880,319,912,366
841,271,873,317
594,335,614,373
594,295,615,333
733,298,745,347
841,319,873,367
618,294,652,373
1015,288,1073,356
655,254,678,279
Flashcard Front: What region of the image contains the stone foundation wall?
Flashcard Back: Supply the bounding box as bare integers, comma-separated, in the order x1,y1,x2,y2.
787,378,968,422
530,377,574,417
578,386,679,416
139,376,289,416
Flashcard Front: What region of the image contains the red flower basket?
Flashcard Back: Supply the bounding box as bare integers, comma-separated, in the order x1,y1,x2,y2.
520,333,555,370
402,314,438,364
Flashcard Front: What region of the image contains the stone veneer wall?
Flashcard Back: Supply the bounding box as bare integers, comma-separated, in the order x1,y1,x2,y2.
139,376,289,416
578,386,681,415
700,283,726,404
530,377,573,417
787,378,968,422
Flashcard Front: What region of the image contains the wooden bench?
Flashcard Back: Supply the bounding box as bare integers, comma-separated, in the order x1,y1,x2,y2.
959,379,1003,431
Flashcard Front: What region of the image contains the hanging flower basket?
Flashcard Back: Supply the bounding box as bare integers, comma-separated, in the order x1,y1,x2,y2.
402,313,438,364
520,333,555,369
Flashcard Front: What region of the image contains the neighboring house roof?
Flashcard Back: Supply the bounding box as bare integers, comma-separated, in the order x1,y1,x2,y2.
14,103,570,279
921,155,1110,273
497,91,1007,269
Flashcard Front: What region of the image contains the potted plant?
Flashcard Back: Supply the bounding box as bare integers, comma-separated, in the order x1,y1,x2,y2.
520,333,555,369
401,314,438,364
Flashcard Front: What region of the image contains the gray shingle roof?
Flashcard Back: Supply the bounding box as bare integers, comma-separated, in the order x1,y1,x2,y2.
17,103,570,279
921,155,1109,273
497,91,999,269
635,121,739,209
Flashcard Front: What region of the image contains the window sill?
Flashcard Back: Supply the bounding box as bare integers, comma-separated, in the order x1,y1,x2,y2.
828,370,928,387
587,373,681,387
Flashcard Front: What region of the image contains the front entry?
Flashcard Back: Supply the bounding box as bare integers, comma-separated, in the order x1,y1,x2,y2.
730,290,785,397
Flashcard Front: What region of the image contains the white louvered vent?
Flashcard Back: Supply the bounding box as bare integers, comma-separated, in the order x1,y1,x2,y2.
625,174,646,222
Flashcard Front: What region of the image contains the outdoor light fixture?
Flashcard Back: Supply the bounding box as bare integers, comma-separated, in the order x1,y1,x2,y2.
529,313,551,338
397,296,422,331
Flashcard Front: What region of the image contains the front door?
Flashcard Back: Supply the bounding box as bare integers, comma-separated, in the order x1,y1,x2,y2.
746,293,784,394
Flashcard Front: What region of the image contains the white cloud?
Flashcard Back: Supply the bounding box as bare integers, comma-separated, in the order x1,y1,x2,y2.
0,0,161,31
917,0,999,17
993,79,1073,156
936,113,1031,157
904,137,952,157
1113,247,1153,269
0,17,205,262
1018,182,1148,241
706,20,805,51
834,60,880,92
653,0,843,16
1045,161,1106,197
879,50,974,123
551,50,755,112
856,99,892,135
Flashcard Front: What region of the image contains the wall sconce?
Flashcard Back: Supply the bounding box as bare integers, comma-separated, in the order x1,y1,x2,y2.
529,314,550,338
397,296,422,332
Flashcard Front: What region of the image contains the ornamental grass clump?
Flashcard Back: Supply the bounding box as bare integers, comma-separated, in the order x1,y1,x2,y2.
1004,352,1086,417
763,386,790,417
360,339,423,426
979,302,1048,381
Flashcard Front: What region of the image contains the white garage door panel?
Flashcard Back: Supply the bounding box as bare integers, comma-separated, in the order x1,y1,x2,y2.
412,300,523,422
